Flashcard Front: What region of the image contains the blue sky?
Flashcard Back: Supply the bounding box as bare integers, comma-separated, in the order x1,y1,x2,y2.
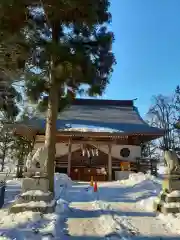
105,0,180,117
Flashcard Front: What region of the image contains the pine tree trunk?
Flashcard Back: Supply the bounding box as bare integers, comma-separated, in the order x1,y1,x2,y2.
45,79,59,193
45,22,61,194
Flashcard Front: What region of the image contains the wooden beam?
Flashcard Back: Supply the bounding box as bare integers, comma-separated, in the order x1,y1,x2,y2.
36,134,156,145
108,144,112,181
35,136,131,145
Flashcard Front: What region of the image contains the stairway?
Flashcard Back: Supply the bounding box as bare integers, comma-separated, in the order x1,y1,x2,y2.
10,190,56,214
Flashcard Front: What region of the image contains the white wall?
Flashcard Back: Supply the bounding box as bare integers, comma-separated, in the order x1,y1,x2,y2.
95,144,141,162
33,142,141,161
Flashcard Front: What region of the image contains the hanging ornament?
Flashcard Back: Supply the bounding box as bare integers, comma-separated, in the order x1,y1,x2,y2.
96,148,98,156
87,149,90,158
82,148,85,156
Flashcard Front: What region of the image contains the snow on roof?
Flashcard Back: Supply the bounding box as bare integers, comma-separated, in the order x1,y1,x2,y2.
62,126,121,133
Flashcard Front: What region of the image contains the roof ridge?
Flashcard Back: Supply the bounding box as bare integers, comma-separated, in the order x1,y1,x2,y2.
72,98,134,106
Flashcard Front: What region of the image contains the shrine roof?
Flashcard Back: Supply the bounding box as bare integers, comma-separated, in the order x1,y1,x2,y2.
28,98,164,136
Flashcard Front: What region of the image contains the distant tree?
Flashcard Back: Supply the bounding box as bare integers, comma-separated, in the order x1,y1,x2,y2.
0,0,116,192
141,142,159,159
0,123,14,171
173,86,180,150
0,79,22,172
13,106,36,177
0,77,22,120
146,87,180,164
14,135,34,178
147,94,175,151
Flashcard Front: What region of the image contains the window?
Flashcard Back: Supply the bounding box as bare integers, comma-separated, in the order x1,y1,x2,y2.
120,148,130,158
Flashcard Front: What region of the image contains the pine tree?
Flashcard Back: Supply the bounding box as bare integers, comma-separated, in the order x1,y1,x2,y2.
0,1,116,192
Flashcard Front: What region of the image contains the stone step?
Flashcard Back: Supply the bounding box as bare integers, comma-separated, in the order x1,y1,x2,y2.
10,200,56,214
160,193,180,203
165,196,180,203
161,205,180,214
16,191,53,203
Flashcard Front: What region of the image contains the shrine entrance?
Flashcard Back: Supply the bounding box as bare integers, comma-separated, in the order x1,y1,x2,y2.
55,144,113,181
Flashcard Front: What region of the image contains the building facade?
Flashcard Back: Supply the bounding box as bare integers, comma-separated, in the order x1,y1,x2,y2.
12,98,164,181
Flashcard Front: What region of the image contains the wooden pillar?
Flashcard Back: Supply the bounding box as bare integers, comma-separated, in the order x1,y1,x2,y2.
108,144,112,181
67,138,72,177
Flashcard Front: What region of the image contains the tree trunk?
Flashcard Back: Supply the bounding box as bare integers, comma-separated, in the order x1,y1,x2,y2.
45,21,61,194
45,79,59,193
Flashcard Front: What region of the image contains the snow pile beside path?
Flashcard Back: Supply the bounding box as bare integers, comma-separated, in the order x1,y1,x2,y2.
0,173,73,239
120,172,161,186
0,210,42,228
6,179,22,185
119,172,162,212
0,209,58,238
167,190,180,197
56,198,69,214
54,173,73,187
158,213,180,234
129,172,160,184
138,196,160,212
54,173,73,200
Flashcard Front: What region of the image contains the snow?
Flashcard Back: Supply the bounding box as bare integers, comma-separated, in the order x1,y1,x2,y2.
163,202,180,208
62,126,121,132
13,199,56,208
167,190,180,197
54,172,73,200
1,171,180,239
21,190,51,196
0,173,72,239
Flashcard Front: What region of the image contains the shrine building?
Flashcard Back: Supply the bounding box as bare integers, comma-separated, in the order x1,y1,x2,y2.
12,98,164,181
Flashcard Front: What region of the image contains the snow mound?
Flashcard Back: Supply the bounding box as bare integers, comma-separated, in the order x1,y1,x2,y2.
120,172,160,185
0,210,42,228
54,173,72,188
129,172,157,183
138,196,160,212
56,198,69,214
54,173,73,200
5,179,22,185
14,200,55,208
167,190,180,197
158,213,180,233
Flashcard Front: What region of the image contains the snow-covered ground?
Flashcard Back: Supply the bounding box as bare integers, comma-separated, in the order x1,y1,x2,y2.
0,172,180,239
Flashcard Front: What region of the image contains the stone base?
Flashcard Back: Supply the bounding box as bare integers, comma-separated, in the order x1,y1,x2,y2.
154,190,180,214
9,177,57,214
22,178,49,192
160,205,180,214
10,200,56,214
15,191,54,203
160,193,180,203
163,174,180,192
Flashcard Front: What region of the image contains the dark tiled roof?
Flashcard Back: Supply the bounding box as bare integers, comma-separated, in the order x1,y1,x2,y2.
32,98,164,135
